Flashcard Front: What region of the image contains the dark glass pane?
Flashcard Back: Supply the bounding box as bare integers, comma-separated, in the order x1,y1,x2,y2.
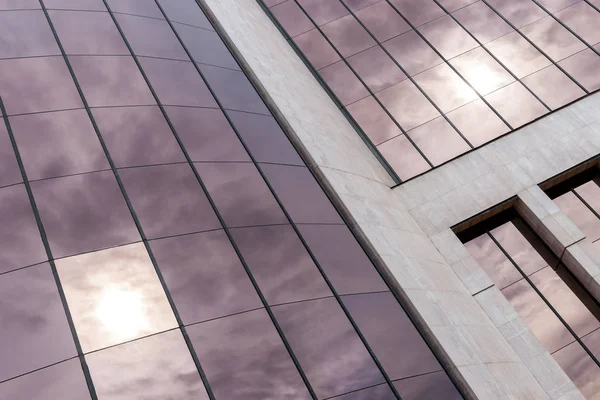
150,230,262,325
355,2,410,42
165,106,250,162
226,110,303,166
0,185,46,274
173,22,239,70
119,164,220,239
11,109,109,180
388,0,445,27
70,56,155,107
0,57,83,115
187,309,312,400
44,0,106,11
0,123,22,188
271,1,314,37
139,57,217,108
106,0,163,18
464,233,522,289
342,292,442,380
0,10,59,58
196,162,287,227
0,0,40,10
92,106,186,168
393,371,462,400
260,164,343,224
347,46,407,93
49,10,128,55
116,13,187,60
0,262,76,382
293,29,341,70
156,0,212,30
272,297,385,398
31,171,140,258
296,0,348,26
199,64,270,115
297,224,388,295
320,61,370,106
330,384,396,400
230,224,331,305
0,359,90,400
55,243,177,352
86,330,209,399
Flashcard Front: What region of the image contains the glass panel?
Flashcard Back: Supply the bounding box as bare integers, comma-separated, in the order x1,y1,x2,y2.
115,13,188,60
321,15,376,58
464,233,523,289
44,0,106,11
575,180,600,215
554,191,600,243
320,61,371,106
0,185,46,274
271,1,314,37
520,16,586,62
413,63,478,113
0,10,59,58
393,371,462,400
558,48,600,92
453,1,513,44
502,279,575,353
187,309,312,400
0,359,90,400
196,162,287,227
296,0,349,26
382,30,443,77
376,79,440,131
139,57,217,108
486,32,551,79
555,2,600,45
70,56,155,107
0,57,83,115
418,15,478,59
330,383,396,400
406,117,470,166
226,110,304,166
119,164,220,239
272,297,385,399
553,340,600,400
388,0,445,27
446,99,508,147
31,171,140,258
149,230,262,325
230,224,331,305
199,64,270,115
106,0,163,19
0,123,22,188
260,164,343,224
293,29,341,70
49,10,128,56
156,0,212,30
522,65,585,110
484,81,547,128
165,106,250,162
342,292,442,380
86,329,209,399
355,2,411,42
449,47,515,95
0,262,76,382
92,106,186,168
55,243,177,352
297,224,388,295
486,0,546,28
346,96,404,145
377,134,431,180
11,109,109,180
347,46,407,93
173,23,239,70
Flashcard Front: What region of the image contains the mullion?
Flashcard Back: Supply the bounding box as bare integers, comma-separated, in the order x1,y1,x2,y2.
37,1,217,398
101,0,321,398
201,2,470,397
0,96,98,399
571,188,600,223
488,231,600,368
253,0,404,185
479,0,589,94
290,0,438,169
156,0,411,397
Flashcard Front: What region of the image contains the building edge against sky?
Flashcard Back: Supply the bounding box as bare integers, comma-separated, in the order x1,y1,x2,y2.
201,0,600,398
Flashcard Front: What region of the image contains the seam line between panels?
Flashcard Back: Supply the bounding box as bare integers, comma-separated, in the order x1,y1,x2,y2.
199,1,474,398
0,94,98,400
479,0,589,94
37,2,217,399
163,0,411,398
585,0,600,14
102,0,318,398
0,354,79,386
531,0,600,59
292,0,440,168
252,0,405,183
487,232,600,368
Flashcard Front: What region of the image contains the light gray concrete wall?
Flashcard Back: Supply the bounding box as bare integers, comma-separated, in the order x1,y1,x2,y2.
197,0,600,397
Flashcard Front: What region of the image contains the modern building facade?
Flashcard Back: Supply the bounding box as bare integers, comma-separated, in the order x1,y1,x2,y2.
0,0,599,399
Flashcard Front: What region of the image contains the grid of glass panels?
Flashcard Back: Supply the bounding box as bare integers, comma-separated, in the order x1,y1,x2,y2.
0,0,462,399
263,0,600,182
460,210,600,399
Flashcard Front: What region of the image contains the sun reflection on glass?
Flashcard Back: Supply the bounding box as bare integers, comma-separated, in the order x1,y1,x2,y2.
96,286,148,340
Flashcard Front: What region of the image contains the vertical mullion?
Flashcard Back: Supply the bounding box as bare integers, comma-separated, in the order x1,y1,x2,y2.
101,1,320,398
0,96,98,400
37,1,217,398
488,231,600,367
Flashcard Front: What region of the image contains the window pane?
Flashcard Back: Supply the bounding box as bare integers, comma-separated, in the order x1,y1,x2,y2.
0,10,59,58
